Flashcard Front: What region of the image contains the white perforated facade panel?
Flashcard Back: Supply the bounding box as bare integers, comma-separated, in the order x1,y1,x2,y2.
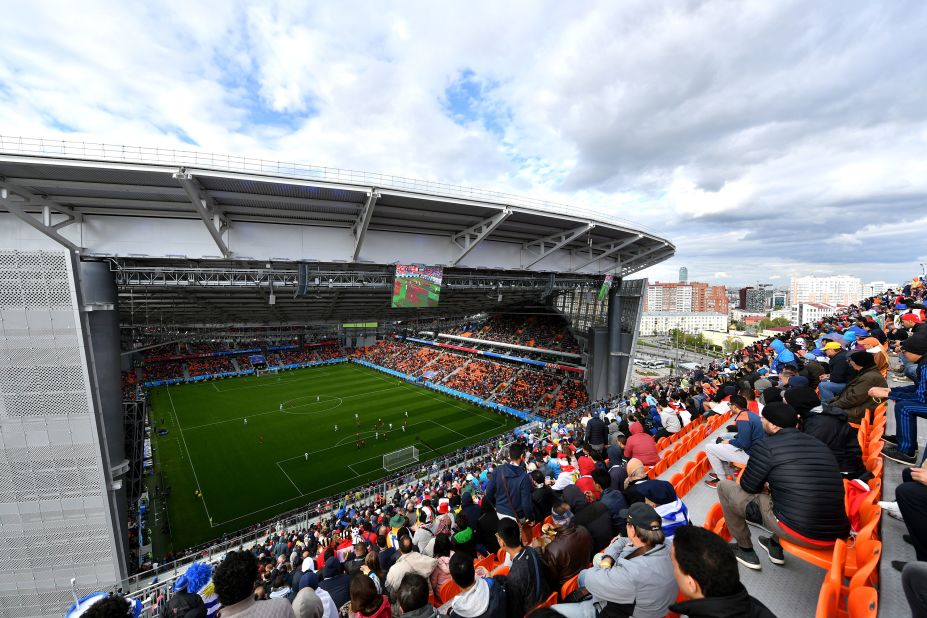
0,251,121,617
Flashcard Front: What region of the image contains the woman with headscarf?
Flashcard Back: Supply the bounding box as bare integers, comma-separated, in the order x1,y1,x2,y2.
622,458,650,506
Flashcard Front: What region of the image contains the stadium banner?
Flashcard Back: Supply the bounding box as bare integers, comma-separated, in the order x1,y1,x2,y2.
352,358,536,421
391,264,443,308
597,274,615,302
266,344,298,351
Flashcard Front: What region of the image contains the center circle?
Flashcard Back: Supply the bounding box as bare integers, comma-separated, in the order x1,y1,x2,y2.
278,395,343,415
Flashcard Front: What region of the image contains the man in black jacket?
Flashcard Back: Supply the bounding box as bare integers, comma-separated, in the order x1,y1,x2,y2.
585,412,608,454
495,517,549,617
819,342,853,402
783,387,867,479
669,525,776,618
717,402,850,570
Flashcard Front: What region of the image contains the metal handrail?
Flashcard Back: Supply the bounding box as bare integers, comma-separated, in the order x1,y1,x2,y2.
0,135,666,238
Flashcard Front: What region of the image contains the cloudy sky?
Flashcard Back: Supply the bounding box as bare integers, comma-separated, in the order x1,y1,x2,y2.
2,0,925,286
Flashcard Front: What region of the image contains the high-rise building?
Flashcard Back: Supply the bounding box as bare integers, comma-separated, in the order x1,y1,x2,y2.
862,281,899,297
771,290,788,308
706,285,729,314
738,287,766,312
678,266,688,283
646,281,727,313
789,275,862,306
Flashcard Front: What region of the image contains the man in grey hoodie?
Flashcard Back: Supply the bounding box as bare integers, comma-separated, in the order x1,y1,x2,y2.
551,503,677,618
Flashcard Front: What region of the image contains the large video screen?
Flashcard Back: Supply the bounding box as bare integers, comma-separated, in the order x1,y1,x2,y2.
391,264,444,308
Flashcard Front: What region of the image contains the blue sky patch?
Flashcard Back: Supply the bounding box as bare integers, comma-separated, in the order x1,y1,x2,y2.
441,69,510,137
218,60,316,132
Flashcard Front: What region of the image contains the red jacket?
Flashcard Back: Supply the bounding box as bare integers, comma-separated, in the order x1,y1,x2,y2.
624,422,660,466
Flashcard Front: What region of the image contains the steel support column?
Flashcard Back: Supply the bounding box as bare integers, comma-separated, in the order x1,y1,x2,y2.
606,281,624,397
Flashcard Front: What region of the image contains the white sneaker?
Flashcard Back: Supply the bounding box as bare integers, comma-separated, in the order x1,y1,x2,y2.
878,500,904,522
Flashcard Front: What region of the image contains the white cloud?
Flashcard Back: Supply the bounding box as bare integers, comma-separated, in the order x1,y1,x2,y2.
0,0,924,285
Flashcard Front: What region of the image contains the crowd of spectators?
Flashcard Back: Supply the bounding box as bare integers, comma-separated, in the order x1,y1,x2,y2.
104,277,926,618
444,360,516,400
187,356,238,377
315,344,345,361
280,349,319,365
413,353,469,383
454,313,580,354
358,341,407,366
546,379,588,417
142,361,187,382
496,370,563,411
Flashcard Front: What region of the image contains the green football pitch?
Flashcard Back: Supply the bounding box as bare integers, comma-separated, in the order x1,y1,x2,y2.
148,362,521,551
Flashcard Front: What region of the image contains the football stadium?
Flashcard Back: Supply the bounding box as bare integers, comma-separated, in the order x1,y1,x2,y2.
0,137,923,618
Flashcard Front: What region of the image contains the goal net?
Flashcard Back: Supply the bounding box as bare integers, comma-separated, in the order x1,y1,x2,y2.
383,445,420,471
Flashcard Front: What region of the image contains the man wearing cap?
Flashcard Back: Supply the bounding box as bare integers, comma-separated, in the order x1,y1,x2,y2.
829,350,888,425
871,335,927,464
818,341,853,402
717,402,850,570
635,479,689,539
550,502,676,618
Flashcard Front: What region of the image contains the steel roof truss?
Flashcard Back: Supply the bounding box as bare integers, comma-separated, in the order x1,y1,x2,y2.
572,234,641,271
523,223,593,268
175,169,231,258
0,177,83,252
351,189,378,262
450,209,511,266
619,245,673,274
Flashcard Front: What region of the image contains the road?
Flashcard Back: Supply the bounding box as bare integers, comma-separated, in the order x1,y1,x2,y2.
637,338,720,366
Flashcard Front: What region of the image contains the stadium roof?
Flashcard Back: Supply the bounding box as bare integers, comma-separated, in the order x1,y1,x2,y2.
0,136,672,270
0,136,674,324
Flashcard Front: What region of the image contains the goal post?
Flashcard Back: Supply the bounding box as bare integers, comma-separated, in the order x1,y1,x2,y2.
383,445,420,471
